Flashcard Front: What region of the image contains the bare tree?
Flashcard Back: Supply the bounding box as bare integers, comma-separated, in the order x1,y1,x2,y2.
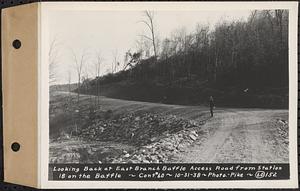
111,49,119,74
94,51,102,106
135,36,151,59
123,49,132,71
161,38,173,81
49,38,61,86
67,70,72,98
275,10,284,48
249,10,257,24
71,49,86,103
95,51,102,79
139,11,157,58
81,70,92,100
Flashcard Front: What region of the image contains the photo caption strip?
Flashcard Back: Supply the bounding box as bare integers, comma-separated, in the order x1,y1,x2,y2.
49,163,289,181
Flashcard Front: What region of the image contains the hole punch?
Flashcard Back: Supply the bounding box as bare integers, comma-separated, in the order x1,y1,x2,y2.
12,39,21,49
11,142,20,152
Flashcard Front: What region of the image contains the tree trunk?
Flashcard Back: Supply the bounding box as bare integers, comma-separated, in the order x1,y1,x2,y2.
77,74,80,103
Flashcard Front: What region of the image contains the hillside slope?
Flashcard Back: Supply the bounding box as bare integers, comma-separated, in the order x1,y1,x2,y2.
80,80,288,108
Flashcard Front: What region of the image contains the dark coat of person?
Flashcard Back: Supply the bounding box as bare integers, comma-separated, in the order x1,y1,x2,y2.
209,96,214,117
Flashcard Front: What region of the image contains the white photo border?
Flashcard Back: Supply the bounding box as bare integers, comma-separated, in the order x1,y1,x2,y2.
39,1,298,189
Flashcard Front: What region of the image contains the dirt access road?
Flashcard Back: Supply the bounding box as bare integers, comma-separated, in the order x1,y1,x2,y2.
52,91,289,163
171,109,288,163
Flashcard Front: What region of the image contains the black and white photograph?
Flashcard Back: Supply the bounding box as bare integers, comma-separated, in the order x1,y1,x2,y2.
43,2,297,187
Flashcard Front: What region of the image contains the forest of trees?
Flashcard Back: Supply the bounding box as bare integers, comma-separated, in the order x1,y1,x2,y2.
79,10,289,108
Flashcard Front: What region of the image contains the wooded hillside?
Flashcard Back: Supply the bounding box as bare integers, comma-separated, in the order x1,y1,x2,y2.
79,10,289,108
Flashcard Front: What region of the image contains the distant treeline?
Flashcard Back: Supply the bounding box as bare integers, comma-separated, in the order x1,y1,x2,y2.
50,83,78,92
79,10,289,108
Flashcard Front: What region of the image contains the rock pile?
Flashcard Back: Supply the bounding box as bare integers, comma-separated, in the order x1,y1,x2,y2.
80,112,204,146
50,111,207,164
276,119,288,145
110,128,208,163
76,112,207,163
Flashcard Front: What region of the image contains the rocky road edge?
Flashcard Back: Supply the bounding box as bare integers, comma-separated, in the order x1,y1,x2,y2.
50,112,208,164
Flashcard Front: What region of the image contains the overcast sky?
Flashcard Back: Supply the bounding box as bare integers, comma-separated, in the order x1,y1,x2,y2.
48,10,251,84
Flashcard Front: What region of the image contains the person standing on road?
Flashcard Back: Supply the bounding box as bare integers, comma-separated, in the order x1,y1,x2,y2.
209,96,214,117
